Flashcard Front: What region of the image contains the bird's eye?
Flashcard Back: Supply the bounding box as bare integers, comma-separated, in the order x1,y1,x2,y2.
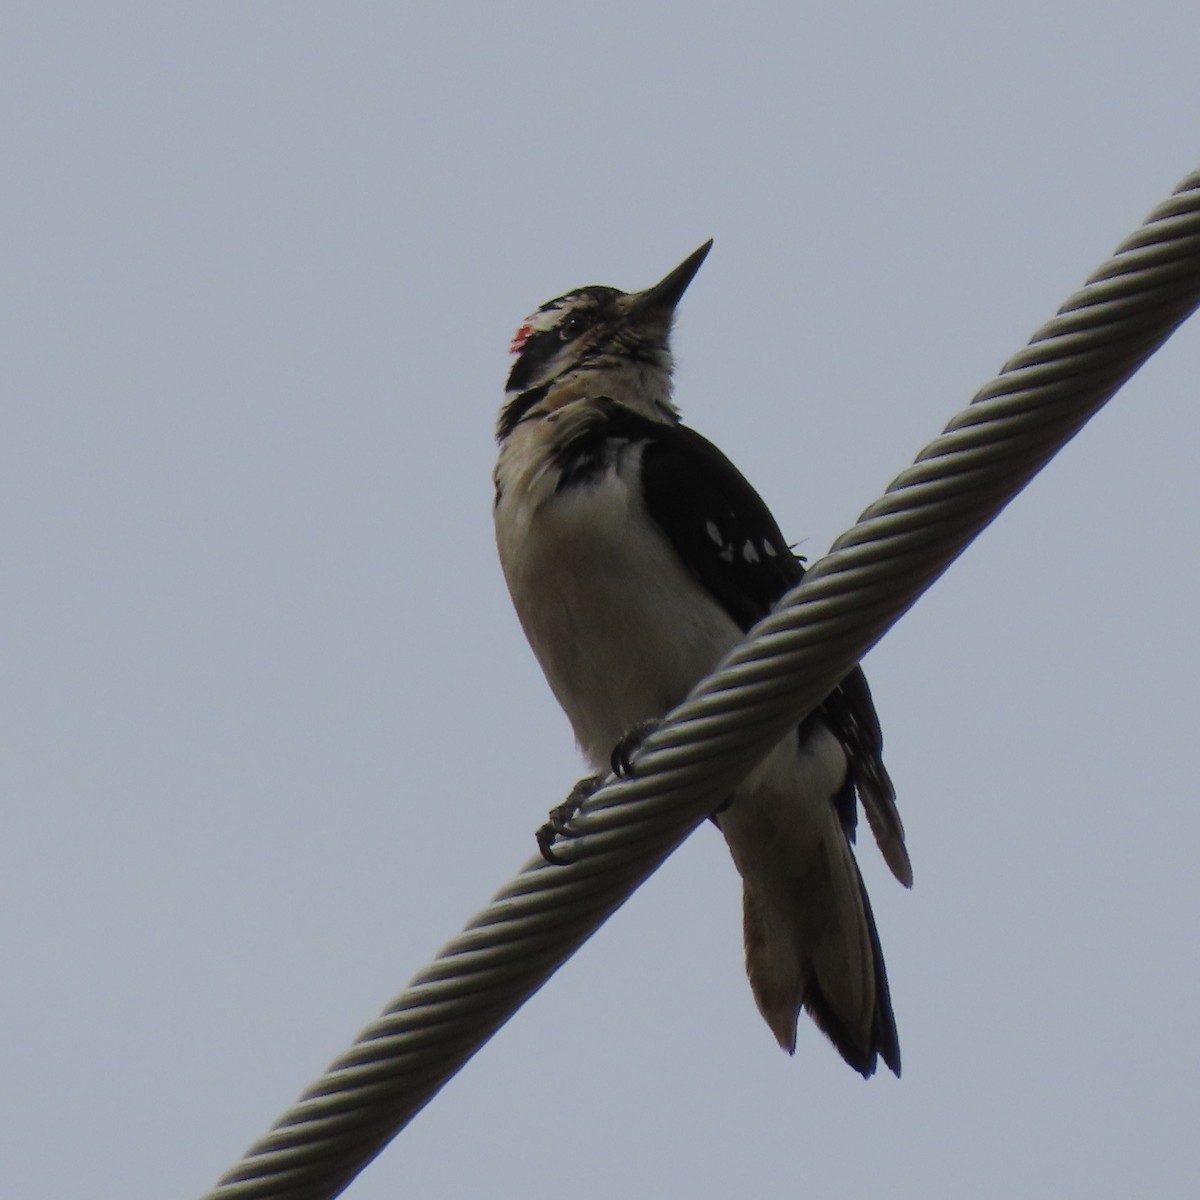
559,313,589,341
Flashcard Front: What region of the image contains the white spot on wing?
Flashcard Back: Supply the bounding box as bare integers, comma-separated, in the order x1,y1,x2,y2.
706,520,723,547
742,539,760,564
719,545,735,562
763,541,778,558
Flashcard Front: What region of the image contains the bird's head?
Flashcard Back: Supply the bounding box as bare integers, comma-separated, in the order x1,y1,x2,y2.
500,241,712,433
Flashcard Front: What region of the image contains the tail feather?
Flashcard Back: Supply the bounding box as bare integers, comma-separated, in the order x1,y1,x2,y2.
858,757,913,890
741,835,900,1078
802,865,900,1077
822,667,913,889
721,711,904,1076
742,884,803,1055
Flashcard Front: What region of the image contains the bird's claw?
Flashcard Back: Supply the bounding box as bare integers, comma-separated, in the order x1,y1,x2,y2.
610,718,663,778
536,774,602,863
536,719,665,861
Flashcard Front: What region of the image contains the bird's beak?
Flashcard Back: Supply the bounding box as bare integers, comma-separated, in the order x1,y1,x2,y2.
628,240,714,317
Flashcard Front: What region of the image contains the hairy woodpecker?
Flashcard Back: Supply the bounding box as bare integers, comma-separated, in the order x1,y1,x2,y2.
493,241,912,1077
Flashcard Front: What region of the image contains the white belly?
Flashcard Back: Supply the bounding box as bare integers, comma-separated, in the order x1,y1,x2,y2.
495,444,741,769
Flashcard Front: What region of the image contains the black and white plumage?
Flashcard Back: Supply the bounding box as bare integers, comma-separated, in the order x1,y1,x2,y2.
493,242,911,1077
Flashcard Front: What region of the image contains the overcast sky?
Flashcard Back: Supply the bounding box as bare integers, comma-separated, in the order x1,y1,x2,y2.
4,5,1200,1198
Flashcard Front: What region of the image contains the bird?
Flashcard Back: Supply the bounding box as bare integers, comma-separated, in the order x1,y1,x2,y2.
492,241,911,1077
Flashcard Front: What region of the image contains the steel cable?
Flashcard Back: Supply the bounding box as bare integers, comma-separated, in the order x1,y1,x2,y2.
204,168,1200,1200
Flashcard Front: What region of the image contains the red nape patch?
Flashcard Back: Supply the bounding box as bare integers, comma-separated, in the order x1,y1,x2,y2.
509,323,533,355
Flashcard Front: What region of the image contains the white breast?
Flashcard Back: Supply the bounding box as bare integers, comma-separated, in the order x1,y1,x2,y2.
495,417,741,770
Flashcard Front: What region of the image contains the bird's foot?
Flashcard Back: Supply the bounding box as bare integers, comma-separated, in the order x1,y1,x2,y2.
536,774,602,864
610,718,663,778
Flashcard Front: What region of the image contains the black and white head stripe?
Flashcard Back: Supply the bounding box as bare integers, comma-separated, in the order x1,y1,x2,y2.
505,287,623,395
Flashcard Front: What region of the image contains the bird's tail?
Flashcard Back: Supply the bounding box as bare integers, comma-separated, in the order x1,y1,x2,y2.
738,826,900,1077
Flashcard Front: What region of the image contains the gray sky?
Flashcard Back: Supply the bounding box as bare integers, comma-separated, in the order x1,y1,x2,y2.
4,5,1200,1198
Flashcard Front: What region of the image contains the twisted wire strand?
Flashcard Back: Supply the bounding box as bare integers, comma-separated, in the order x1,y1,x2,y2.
205,168,1200,1200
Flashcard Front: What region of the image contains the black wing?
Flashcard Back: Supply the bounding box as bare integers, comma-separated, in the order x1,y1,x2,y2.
553,399,802,622
585,401,911,885
638,420,804,628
